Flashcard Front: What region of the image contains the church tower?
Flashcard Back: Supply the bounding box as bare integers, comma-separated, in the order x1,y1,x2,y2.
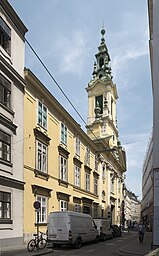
86,28,119,150
86,28,126,225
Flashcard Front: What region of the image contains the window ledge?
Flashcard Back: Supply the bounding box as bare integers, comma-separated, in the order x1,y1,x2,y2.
93,170,99,177
35,223,47,227
73,156,83,166
34,169,49,181
58,144,70,157
84,164,92,172
0,103,14,116
58,179,68,187
0,219,13,224
0,159,12,167
34,127,51,145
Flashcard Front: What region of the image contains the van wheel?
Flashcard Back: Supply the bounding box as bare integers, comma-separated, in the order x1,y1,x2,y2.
103,234,106,241
74,238,82,249
95,235,99,243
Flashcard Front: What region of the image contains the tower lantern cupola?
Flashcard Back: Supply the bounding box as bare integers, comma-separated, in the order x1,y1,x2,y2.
92,28,113,81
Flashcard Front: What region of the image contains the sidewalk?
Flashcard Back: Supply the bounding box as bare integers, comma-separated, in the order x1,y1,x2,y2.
0,244,53,256
114,232,153,256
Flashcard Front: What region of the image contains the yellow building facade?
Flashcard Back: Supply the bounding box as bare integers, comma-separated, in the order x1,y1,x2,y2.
24,69,101,242
23,29,126,242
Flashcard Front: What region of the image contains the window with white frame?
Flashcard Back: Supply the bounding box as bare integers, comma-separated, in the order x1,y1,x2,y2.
74,165,80,187
60,155,67,181
102,163,106,179
85,172,90,191
38,101,47,129
0,74,11,108
75,135,80,156
37,195,47,223
85,146,90,165
60,200,67,211
118,179,121,192
111,176,114,193
102,190,105,201
61,123,67,145
74,203,81,212
95,154,98,171
0,130,11,162
94,177,98,195
0,17,11,55
36,141,47,173
0,191,11,220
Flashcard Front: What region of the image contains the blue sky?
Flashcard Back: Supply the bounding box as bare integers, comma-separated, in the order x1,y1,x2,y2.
9,0,152,199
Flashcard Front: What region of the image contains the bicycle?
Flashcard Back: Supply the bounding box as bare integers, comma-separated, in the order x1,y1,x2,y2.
27,231,47,252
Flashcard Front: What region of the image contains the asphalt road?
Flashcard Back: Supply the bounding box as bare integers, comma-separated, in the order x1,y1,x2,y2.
1,232,148,256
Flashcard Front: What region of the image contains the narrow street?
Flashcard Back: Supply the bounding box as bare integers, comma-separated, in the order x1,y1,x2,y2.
1,231,152,256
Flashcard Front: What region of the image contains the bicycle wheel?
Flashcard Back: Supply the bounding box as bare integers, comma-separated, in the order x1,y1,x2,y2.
27,239,36,252
38,238,47,250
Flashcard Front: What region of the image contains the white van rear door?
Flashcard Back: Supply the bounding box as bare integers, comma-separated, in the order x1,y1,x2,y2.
48,214,69,241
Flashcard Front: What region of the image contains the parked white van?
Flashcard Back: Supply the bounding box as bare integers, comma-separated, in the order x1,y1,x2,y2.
93,218,113,241
47,211,99,248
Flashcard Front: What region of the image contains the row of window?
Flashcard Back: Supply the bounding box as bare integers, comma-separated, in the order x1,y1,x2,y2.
0,129,120,195
0,192,99,223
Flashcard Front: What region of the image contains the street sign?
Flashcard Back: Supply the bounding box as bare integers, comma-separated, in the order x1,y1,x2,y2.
33,201,41,210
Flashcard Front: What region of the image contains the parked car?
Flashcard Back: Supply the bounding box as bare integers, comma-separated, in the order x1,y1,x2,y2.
93,218,113,241
47,211,99,249
111,225,122,238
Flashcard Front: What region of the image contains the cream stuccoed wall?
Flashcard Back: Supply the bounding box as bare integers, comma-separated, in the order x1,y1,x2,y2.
23,69,100,242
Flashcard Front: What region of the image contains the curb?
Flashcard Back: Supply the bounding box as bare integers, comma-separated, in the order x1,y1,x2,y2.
113,249,152,256
119,249,147,255
31,249,54,256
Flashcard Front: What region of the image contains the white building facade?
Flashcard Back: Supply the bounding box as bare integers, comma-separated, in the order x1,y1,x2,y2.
141,137,153,230
148,0,159,246
0,0,27,246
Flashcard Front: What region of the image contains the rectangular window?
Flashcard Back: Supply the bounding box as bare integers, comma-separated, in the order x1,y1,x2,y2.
74,203,81,213
60,200,67,211
111,178,114,193
102,164,106,179
60,156,67,181
0,74,11,108
93,205,98,218
74,165,80,187
36,141,47,173
118,179,121,193
0,130,11,162
61,123,67,145
0,17,11,55
95,154,98,171
38,101,47,129
94,177,98,195
37,195,47,223
85,146,90,165
95,95,103,114
75,136,80,156
85,172,90,191
0,191,11,219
